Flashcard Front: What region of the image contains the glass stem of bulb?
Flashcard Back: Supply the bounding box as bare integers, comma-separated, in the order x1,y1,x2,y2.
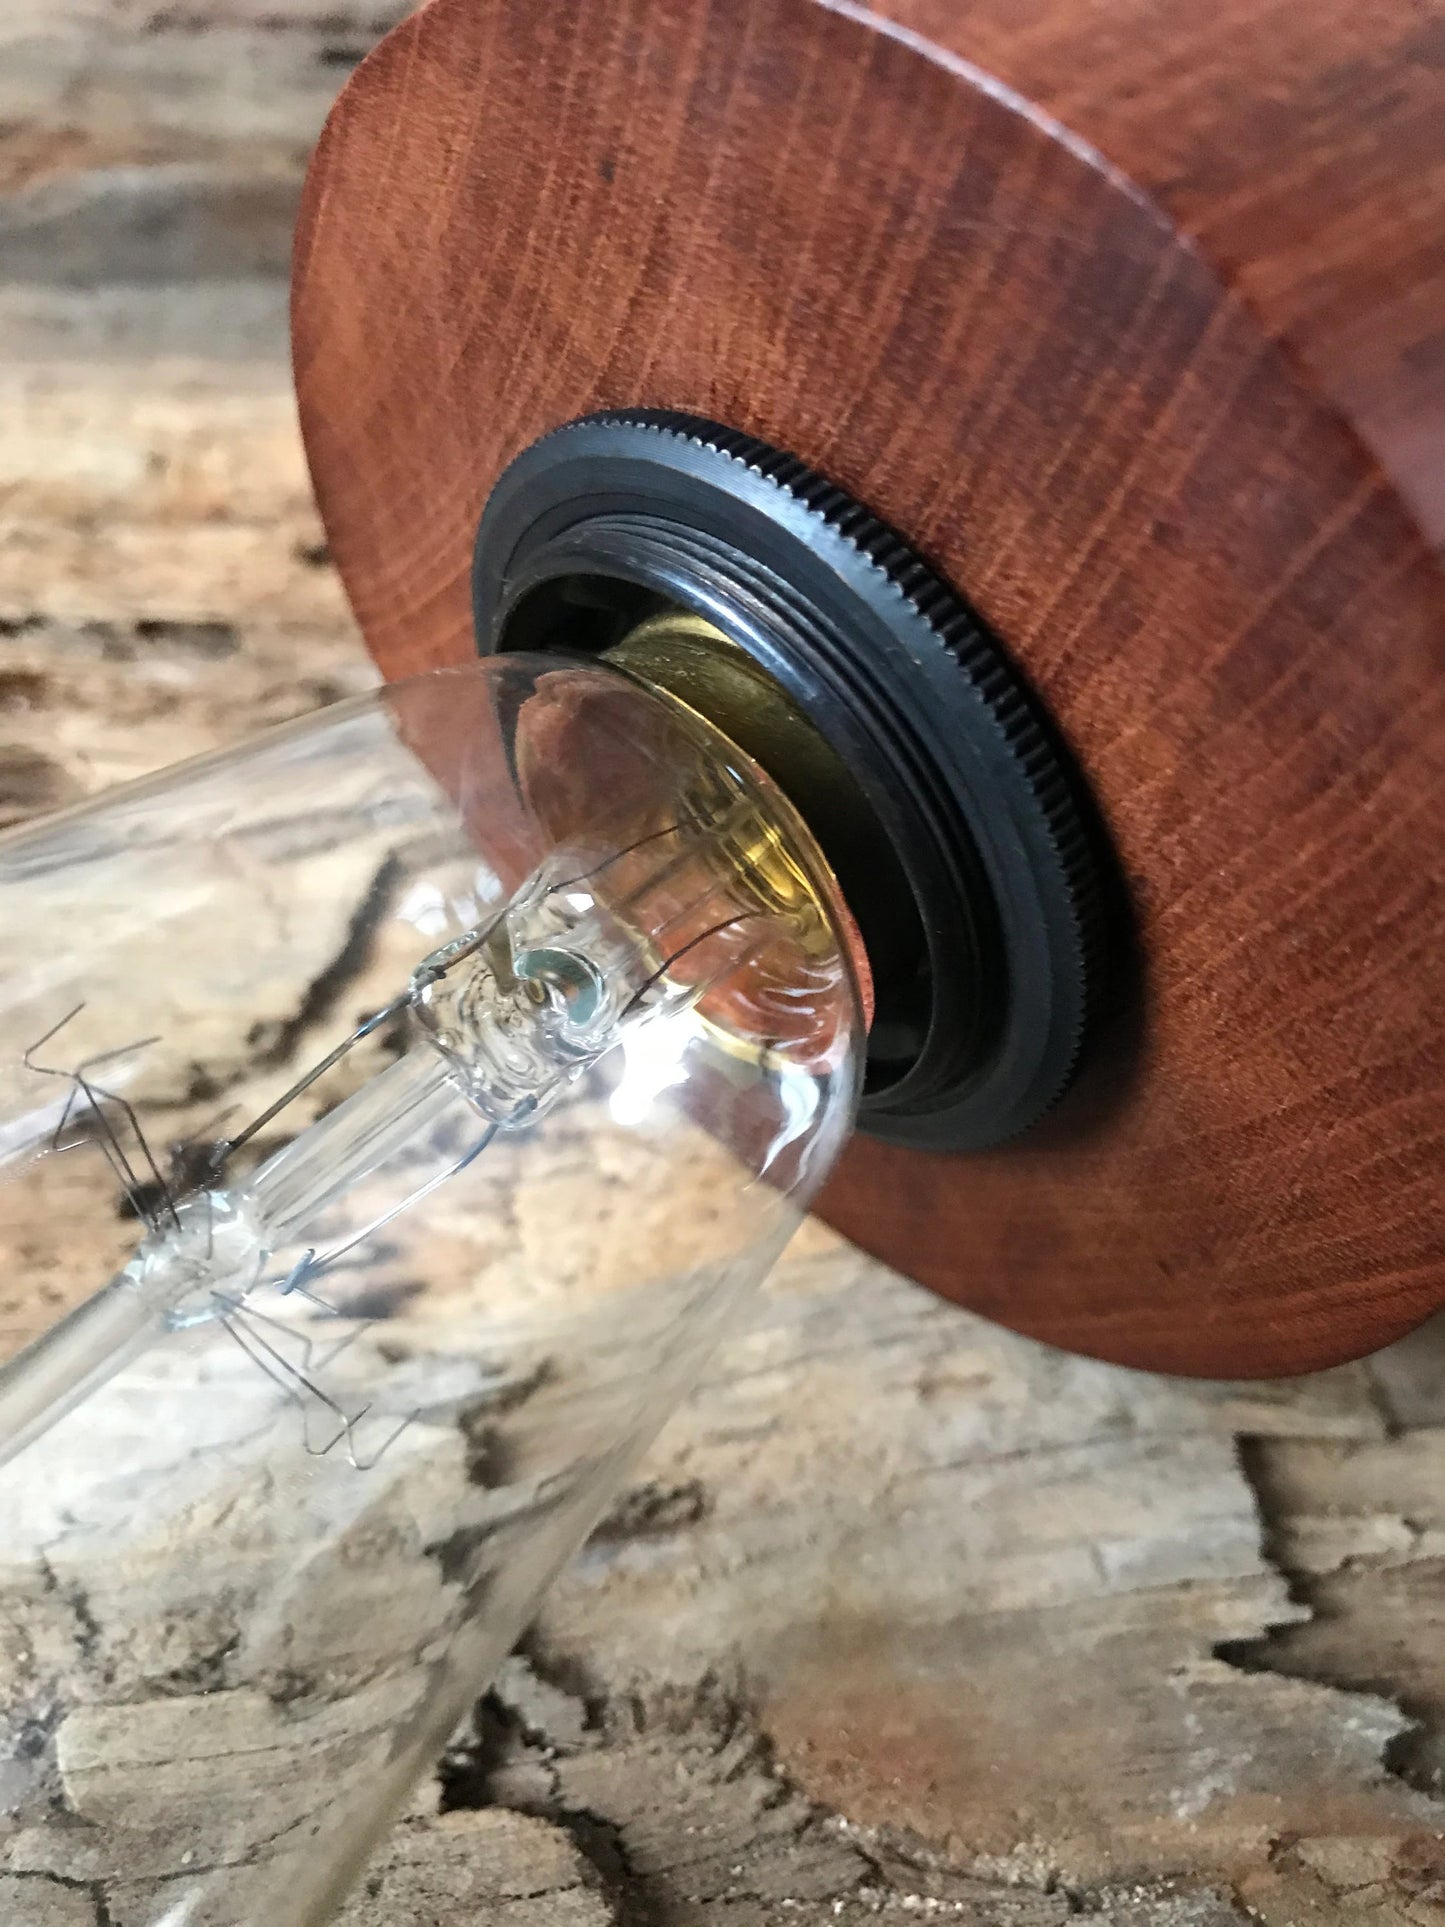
0,850,743,1474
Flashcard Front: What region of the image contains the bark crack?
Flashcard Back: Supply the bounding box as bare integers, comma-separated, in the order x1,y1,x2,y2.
1217,1433,1445,1800
247,851,405,1071
4,1870,116,1927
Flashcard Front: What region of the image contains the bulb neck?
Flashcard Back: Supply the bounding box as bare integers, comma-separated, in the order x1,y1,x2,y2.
471,412,1122,1152
599,609,876,1029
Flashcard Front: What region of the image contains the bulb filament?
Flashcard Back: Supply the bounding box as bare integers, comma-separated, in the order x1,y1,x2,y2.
3,818,783,1472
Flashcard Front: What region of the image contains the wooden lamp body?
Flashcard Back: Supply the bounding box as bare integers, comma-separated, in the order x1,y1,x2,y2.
291,0,1445,1379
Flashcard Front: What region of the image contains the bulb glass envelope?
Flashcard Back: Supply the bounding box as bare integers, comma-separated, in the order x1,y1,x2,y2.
0,654,861,1926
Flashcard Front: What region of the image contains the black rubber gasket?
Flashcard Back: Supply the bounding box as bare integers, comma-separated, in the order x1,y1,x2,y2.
471,409,1112,1151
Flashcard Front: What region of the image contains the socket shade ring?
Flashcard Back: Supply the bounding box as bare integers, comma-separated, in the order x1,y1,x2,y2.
471,411,1119,1153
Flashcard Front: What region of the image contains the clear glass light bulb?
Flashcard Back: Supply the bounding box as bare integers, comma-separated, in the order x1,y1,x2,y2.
0,654,862,1926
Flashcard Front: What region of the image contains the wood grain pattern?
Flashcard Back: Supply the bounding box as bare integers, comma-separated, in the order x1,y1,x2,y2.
291,0,1445,1377
875,0,1445,549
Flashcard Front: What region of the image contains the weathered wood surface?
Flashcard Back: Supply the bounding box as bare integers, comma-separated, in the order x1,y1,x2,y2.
3,7,1445,1923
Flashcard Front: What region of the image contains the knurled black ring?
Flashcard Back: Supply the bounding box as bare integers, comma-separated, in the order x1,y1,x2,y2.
472,409,1116,1151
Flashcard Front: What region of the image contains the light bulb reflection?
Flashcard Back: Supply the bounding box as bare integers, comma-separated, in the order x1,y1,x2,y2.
609,1012,690,1130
